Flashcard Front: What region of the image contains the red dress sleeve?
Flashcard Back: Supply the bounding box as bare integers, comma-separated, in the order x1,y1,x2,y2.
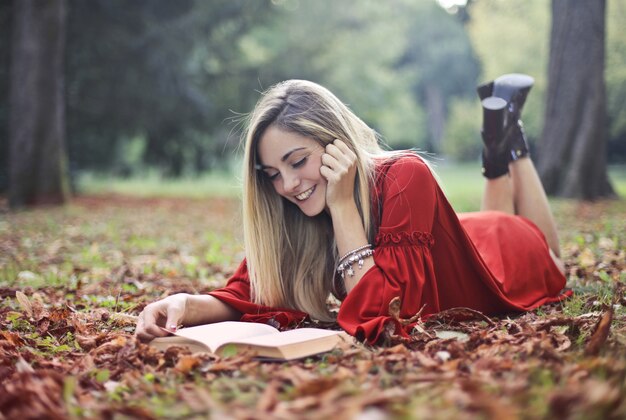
337,156,440,343
208,260,309,329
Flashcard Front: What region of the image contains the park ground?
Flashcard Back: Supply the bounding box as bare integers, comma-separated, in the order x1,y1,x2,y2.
1,164,625,419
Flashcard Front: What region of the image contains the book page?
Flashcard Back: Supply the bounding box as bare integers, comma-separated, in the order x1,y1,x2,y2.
225,328,344,348
172,321,279,352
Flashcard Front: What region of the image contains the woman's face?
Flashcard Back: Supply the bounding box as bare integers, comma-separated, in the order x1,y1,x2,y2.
257,125,327,217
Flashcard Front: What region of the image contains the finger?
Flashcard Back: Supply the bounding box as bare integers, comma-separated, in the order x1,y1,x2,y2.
321,152,340,170
135,315,145,337
326,142,355,168
332,139,352,153
141,306,171,339
325,143,342,158
145,321,171,339
135,316,156,343
331,140,356,162
319,165,337,182
165,303,185,332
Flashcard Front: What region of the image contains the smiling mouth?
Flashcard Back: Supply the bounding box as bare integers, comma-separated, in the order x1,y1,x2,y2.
295,186,315,201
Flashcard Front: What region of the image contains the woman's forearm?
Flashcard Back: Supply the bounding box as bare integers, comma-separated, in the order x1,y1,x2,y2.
183,294,241,326
330,203,375,293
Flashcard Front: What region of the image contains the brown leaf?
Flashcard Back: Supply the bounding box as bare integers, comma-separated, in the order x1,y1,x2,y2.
388,296,401,319
91,335,129,356
110,312,138,326
295,376,342,397
413,351,439,368
279,365,318,386
15,291,33,318
76,334,98,351
175,355,201,374
427,307,496,326
48,308,70,323
1,330,24,347
387,296,426,326
0,370,69,419
460,380,520,419
257,380,280,412
69,354,95,375
15,357,35,373
585,307,614,356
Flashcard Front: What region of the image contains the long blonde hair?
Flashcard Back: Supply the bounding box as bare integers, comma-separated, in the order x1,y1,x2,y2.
242,80,388,321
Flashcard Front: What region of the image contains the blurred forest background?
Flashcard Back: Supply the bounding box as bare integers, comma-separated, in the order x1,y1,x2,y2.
1,0,625,206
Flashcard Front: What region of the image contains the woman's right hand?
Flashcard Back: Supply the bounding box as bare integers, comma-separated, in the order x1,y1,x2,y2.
135,293,189,343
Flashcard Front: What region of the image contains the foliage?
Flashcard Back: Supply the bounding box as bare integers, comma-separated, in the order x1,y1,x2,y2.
239,0,477,151
465,0,626,162
441,98,482,161
2,0,626,190
0,0,481,184
1,188,625,417
606,0,626,162
466,0,550,144
64,0,273,178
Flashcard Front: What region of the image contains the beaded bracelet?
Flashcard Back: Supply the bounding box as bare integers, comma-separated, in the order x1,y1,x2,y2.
336,248,374,278
338,244,372,265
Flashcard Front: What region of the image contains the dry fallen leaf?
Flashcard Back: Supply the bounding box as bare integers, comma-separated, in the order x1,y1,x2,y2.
175,355,201,374
15,357,35,373
585,307,614,356
15,291,33,318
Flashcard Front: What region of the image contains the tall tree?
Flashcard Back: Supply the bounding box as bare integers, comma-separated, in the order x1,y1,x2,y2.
0,3,10,193
9,0,69,207
537,0,615,199
64,0,272,177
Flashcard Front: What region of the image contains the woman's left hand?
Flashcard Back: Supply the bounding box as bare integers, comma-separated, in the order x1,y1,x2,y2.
320,139,358,212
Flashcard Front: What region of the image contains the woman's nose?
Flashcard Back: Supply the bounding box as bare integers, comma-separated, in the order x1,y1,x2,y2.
282,172,301,193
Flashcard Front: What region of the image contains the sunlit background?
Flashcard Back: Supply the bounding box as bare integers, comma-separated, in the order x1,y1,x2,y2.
1,0,625,201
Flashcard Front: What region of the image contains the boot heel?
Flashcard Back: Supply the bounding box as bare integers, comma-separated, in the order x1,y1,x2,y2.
481,97,509,179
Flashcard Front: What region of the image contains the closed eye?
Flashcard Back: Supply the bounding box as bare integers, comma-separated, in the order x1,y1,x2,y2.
292,157,307,168
266,172,279,181
262,155,308,182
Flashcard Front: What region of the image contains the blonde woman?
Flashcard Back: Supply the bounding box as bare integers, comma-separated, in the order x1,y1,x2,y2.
135,77,568,344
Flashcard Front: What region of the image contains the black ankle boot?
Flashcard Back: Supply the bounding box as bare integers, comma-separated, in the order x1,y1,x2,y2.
476,74,534,174
492,74,534,161
480,97,509,179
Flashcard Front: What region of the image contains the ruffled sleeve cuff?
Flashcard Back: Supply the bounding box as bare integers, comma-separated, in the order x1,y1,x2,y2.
337,231,438,344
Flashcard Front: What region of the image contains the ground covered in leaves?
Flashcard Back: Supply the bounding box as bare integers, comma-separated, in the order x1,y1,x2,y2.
1,195,625,419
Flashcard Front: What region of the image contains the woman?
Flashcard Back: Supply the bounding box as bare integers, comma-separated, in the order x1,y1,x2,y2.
135,77,568,344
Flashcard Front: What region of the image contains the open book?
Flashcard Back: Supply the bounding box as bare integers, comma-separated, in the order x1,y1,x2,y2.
149,321,350,361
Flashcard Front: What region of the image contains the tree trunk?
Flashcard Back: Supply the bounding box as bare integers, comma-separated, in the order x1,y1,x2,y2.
9,0,69,208
537,0,614,200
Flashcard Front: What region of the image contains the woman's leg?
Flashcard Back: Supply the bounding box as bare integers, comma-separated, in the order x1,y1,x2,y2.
481,159,564,274
509,157,561,258
477,73,562,263
481,174,515,214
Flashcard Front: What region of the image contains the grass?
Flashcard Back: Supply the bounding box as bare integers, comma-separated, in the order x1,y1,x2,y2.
432,160,484,211
2,162,625,418
436,161,626,211
77,162,626,213
77,170,243,198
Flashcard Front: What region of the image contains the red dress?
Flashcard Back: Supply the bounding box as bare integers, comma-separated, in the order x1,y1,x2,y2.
209,155,568,343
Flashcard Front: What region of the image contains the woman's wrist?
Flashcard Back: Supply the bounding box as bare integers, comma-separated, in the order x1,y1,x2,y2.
329,201,369,257
328,198,360,222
